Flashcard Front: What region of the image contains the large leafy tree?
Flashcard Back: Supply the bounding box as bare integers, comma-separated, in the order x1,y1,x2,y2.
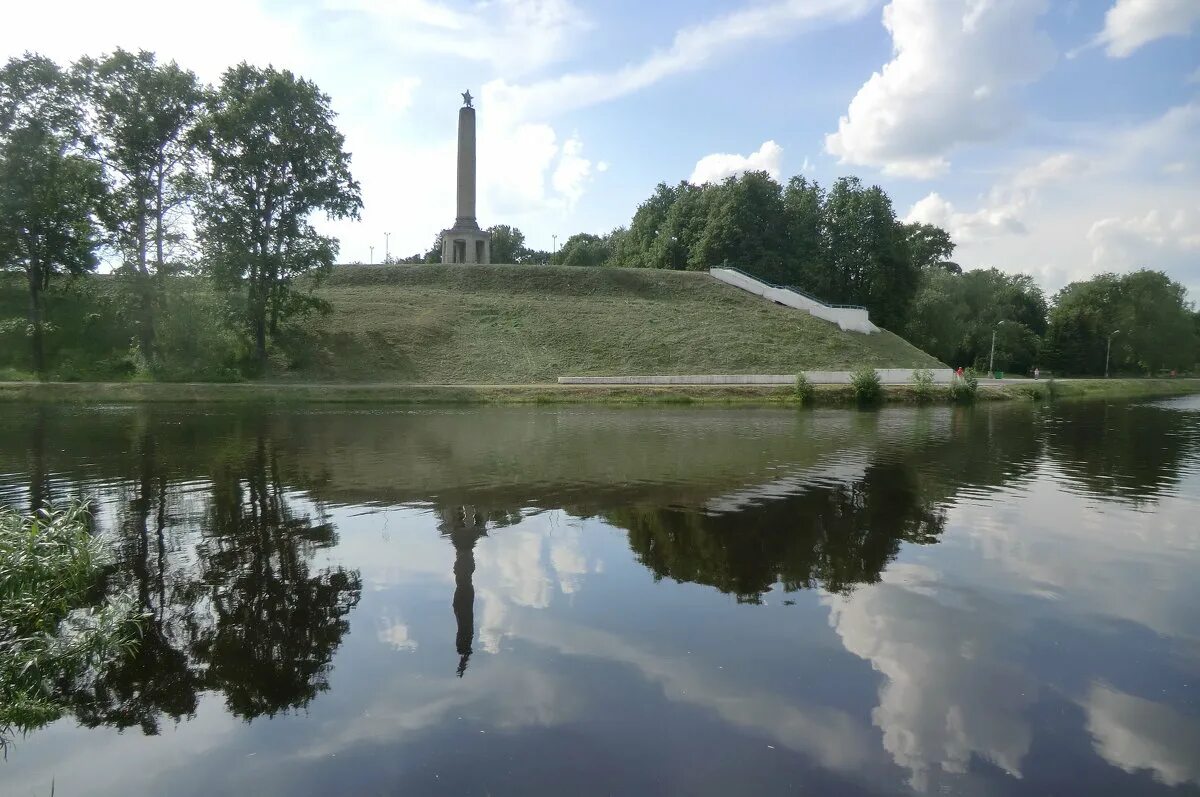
1045,270,1196,375
0,54,104,375
905,267,1047,372
76,49,205,354
194,64,361,368
557,232,610,267
487,224,527,264
694,171,788,283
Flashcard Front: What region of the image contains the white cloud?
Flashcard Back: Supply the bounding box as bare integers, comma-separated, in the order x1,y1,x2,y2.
825,0,1054,178
904,153,1089,242
0,0,307,81
323,0,592,76
903,102,1200,294
551,136,594,208
385,77,422,114
483,0,875,122
689,140,783,185
1094,0,1200,58
825,564,1036,792
1084,683,1200,787
1088,207,1200,271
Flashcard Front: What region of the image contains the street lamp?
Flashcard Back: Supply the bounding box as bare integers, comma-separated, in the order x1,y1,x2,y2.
988,320,1008,378
384,232,391,263
369,245,374,265
552,234,558,262
1105,329,1121,378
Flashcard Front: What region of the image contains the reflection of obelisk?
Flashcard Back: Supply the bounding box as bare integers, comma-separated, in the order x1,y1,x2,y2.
437,505,488,677
440,91,491,264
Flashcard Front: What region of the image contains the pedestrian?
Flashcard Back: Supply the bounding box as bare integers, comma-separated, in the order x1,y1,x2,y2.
1034,367,1040,380
956,366,964,379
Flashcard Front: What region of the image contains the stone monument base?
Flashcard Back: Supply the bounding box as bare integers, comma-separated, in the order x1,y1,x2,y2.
441,223,491,264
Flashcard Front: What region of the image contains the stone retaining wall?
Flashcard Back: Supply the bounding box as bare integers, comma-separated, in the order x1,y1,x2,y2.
559,370,954,386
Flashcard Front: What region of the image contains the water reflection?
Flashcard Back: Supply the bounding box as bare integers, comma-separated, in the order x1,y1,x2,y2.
62,425,362,734
613,459,945,601
0,400,1198,796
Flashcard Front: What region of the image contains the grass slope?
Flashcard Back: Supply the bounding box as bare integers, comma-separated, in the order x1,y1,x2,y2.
287,264,941,383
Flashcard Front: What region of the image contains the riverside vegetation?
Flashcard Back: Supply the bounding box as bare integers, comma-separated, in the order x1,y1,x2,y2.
4,51,1198,389
0,503,140,748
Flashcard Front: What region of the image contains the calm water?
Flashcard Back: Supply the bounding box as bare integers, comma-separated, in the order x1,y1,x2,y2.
1,398,1199,796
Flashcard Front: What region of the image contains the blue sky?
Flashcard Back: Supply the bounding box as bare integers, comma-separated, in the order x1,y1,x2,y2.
5,0,1200,295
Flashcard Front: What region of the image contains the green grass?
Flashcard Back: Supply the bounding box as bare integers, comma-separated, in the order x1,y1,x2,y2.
275,264,942,383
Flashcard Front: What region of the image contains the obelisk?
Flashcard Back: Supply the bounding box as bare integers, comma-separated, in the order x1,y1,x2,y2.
441,90,490,264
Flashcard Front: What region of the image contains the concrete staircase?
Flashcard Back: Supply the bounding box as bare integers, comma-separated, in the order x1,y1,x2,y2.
710,267,880,334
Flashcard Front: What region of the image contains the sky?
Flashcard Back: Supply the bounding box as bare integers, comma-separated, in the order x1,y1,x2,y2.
4,0,1199,297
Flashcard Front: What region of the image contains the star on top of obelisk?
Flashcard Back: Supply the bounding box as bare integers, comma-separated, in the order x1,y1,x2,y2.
461,90,473,108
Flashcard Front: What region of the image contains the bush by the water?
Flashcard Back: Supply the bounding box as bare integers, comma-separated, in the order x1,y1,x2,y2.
794,373,815,405
911,368,935,402
949,368,979,403
851,365,883,404
0,503,140,745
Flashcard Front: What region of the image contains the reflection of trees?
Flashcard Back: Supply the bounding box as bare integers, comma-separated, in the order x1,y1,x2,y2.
1045,403,1198,505
70,424,361,731
610,460,945,602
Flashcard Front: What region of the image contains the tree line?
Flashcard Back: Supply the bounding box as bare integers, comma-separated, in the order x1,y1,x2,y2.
486,171,1200,376
0,51,360,377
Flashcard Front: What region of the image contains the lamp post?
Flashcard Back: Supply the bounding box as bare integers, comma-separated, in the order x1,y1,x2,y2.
384,232,391,263
988,320,1007,378
369,245,374,265
552,234,558,262
1105,329,1120,378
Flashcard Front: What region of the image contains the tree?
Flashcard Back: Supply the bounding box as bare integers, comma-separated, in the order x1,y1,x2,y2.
905,267,1047,372
558,233,610,267
694,171,788,283
903,222,956,271
0,54,104,375
76,49,204,355
487,224,526,263
624,182,678,269
1045,270,1196,375
782,175,825,289
194,64,361,368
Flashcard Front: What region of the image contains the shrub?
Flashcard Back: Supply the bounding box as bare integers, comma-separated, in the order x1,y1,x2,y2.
911,368,935,403
0,503,140,746
949,367,979,403
850,365,883,404
794,372,815,405
151,281,246,382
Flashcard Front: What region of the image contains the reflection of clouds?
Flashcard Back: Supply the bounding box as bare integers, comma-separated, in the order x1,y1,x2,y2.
476,516,595,653
510,610,880,776
825,564,1034,792
1084,683,1200,787
953,466,1200,643
376,614,418,651
295,662,582,761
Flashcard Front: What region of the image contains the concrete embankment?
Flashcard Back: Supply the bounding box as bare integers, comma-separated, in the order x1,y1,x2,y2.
0,378,1196,406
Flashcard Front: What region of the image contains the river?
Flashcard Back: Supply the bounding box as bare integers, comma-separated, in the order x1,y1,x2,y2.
1,398,1198,795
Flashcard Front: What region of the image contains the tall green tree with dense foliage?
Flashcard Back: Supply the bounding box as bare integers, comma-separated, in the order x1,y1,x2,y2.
0,54,104,375
557,232,611,267
194,64,361,368
1045,270,1196,375
611,171,931,330
695,171,788,283
76,49,205,355
487,224,527,263
905,267,1047,372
